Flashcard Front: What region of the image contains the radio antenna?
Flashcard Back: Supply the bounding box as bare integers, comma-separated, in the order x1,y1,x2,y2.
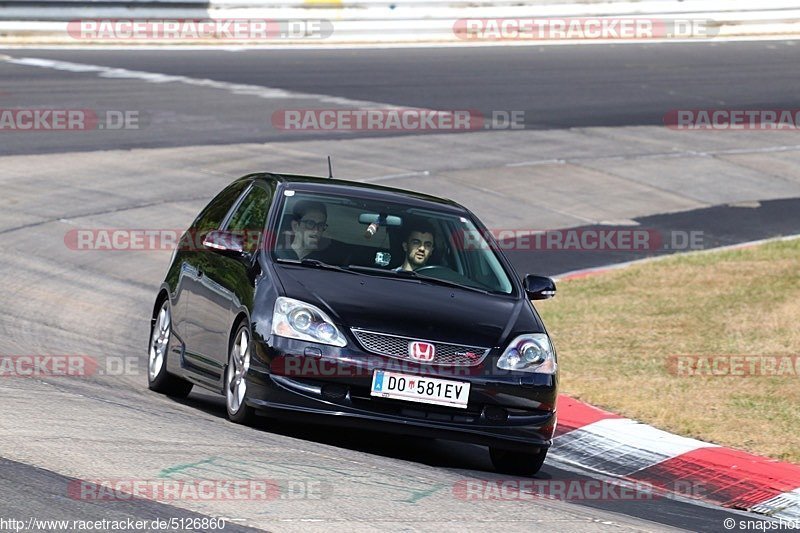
327,156,333,179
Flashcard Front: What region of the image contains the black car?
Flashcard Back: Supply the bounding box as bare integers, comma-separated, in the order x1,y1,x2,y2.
148,172,559,475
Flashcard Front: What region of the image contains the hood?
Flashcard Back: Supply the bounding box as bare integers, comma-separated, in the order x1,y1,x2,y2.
273,264,541,349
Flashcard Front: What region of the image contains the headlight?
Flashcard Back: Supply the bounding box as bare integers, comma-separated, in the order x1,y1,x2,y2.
497,334,557,374
271,297,347,347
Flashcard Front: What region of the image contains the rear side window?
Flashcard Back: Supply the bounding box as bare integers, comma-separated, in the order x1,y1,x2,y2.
225,184,274,254
193,180,250,236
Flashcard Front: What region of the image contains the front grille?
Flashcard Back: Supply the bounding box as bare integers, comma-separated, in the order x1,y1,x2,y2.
351,328,490,367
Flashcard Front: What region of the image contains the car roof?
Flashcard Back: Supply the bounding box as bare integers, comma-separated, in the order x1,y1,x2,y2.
247,172,468,213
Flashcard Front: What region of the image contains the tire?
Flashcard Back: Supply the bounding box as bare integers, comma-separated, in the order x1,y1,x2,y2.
490,447,548,477
225,321,255,425
148,298,193,398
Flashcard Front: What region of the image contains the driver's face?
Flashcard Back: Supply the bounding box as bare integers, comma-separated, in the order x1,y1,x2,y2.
292,210,327,250
403,231,434,268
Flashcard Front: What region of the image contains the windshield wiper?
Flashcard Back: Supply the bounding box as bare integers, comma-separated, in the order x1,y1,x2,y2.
276,258,357,275
346,265,413,277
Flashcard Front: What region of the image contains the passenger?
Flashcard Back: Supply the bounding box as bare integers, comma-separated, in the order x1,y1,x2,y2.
396,221,436,271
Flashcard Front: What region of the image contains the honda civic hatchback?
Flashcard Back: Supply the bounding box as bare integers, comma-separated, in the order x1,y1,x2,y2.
148,172,559,475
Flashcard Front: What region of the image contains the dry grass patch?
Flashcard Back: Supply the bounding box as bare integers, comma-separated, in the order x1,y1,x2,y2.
539,238,800,462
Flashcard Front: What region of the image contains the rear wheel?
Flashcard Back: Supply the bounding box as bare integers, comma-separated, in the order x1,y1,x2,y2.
148,299,193,398
490,447,548,477
225,322,255,425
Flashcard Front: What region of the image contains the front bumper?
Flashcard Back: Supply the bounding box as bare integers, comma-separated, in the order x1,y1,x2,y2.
246,336,558,452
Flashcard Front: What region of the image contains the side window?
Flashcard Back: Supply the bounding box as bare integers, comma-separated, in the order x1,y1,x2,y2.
193,180,250,236
224,184,273,254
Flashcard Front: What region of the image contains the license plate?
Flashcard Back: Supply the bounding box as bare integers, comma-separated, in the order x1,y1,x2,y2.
370,370,470,409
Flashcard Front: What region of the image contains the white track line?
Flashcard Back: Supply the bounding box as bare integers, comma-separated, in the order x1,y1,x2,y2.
1,56,391,107
1,35,800,50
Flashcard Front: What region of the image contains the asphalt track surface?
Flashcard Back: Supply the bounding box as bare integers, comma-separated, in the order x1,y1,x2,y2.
1,40,800,154
507,197,800,276
0,41,797,532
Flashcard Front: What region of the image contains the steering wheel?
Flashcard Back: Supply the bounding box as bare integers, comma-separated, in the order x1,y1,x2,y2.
414,264,494,291
414,265,449,274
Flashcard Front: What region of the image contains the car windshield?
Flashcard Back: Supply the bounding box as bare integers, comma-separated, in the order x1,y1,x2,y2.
269,190,515,294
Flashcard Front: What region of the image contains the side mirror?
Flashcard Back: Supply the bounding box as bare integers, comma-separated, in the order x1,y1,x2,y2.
523,274,556,300
203,230,245,256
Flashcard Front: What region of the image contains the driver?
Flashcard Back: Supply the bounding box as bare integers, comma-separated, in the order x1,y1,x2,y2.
279,200,329,260
396,221,436,271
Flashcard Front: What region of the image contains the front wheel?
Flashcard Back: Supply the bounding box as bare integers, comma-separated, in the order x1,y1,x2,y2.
225,322,255,425
490,447,548,477
148,299,193,398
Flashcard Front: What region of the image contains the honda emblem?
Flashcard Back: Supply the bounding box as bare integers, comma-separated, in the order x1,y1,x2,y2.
408,341,435,362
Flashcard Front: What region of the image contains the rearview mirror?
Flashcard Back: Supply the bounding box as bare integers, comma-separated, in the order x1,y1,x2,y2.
523,274,556,300
203,230,245,256
358,213,402,226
